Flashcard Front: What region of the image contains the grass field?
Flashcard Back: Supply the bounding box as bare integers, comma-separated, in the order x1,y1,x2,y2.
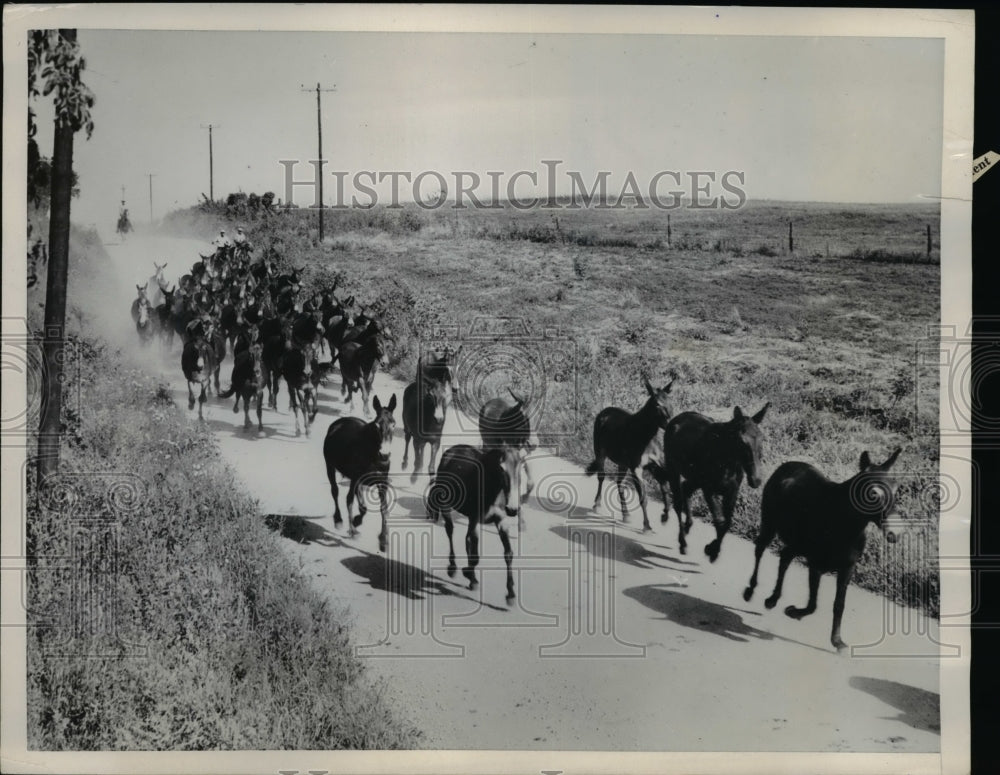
162,197,942,617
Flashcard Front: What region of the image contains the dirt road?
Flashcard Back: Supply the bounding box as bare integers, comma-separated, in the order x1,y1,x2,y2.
104,235,942,752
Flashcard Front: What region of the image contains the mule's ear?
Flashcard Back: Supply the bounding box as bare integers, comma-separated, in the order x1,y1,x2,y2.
752,402,771,424
662,379,674,393
387,394,397,413
162,263,167,269
372,395,382,413
860,451,873,471
508,387,526,407
882,447,903,470
733,406,745,420
643,377,655,396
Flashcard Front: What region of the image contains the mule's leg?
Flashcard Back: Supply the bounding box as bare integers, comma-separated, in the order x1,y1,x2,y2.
682,480,696,535
830,565,854,652
442,509,457,576
463,518,480,589
591,455,607,512
290,388,302,436
377,479,390,554
497,518,515,602
187,380,196,411
703,491,728,562
629,468,652,532
411,439,424,485
786,565,820,620
303,390,313,437
743,519,777,602
255,389,264,432
329,473,342,527
401,429,411,470
345,479,360,535
615,466,630,523
197,381,207,422
765,547,795,609
361,377,373,418
428,439,441,481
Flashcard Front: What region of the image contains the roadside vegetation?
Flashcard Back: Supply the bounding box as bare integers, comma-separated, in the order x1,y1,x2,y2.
25,215,420,749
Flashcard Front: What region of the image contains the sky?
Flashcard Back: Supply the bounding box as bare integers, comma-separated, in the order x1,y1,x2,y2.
26,26,946,232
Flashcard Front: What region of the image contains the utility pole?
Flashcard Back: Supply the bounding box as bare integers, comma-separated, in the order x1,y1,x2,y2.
201,123,217,201
301,82,336,242
147,173,156,224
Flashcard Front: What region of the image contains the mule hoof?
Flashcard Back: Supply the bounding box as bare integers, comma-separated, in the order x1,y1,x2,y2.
506,591,516,604
764,596,778,610
378,536,386,553
410,473,418,485
833,639,848,653
462,569,478,588
333,514,343,526
642,523,653,533
742,587,754,602
661,511,670,524
188,398,195,410
704,543,719,562
233,404,240,414
679,544,687,555
784,605,802,619
447,565,457,578
352,514,364,528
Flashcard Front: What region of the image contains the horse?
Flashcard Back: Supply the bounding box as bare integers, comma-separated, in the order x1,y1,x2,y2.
282,343,318,437
401,368,453,484
426,443,526,603
338,324,387,417
218,342,265,433
585,378,676,532
656,402,770,560
323,394,397,552
742,448,903,652
181,328,217,422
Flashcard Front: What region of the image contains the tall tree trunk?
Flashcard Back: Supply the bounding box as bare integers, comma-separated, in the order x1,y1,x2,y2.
36,30,77,491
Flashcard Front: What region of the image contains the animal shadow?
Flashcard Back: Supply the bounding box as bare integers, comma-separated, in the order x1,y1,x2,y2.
263,513,340,546
848,676,940,735
624,584,772,643
550,524,699,571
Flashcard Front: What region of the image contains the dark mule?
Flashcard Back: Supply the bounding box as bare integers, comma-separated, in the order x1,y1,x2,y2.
322,394,397,552
218,342,265,433
338,327,387,417
427,443,525,603
401,373,453,484
586,378,675,532
743,448,903,653
181,331,217,422
478,388,538,530
282,343,318,437
657,403,769,559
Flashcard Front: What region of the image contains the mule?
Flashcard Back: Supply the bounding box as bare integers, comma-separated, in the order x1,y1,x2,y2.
147,262,168,309
130,283,149,326
427,443,526,603
181,331,217,422
338,327,387,417
323,394,397,552
742,448,903,652
478,388,539,530
586,378,675,532
135,295,156,347
401,374,453,484
218,343,266,432
282,343,318,437
656,403,770,560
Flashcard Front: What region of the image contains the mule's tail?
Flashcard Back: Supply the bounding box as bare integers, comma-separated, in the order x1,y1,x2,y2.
585,459,602,477
217,384,238,399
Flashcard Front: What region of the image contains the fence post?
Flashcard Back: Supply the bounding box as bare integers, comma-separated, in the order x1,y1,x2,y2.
667,214,672,248
926,224,932,261
788,221,794,254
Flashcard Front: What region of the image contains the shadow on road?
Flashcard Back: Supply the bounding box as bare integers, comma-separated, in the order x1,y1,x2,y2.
263,513,341,546
623,584,830,654
848,676,941,734
549,524,700,571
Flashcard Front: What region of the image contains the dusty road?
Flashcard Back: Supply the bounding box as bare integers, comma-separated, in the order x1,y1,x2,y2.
104,235,943,752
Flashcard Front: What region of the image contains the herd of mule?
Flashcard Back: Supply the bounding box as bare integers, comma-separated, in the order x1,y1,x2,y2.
130,242,907,652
